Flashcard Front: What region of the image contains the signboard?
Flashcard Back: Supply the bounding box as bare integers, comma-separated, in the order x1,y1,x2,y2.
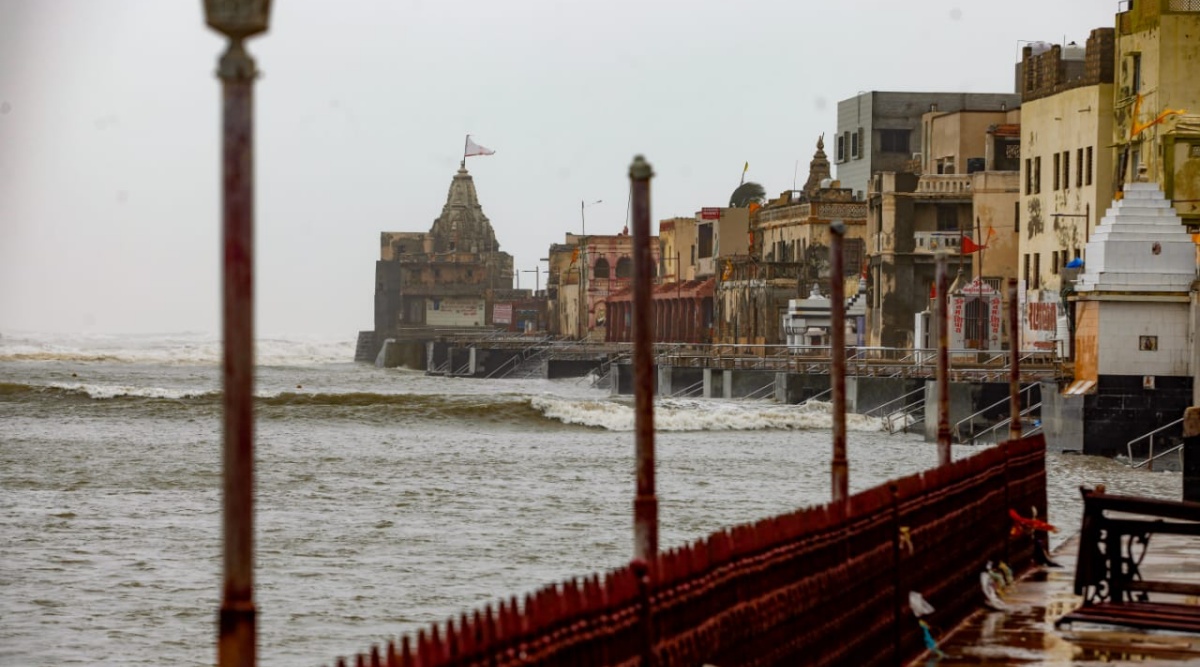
701,207,721,220
426,297,484,326
493,303,513,325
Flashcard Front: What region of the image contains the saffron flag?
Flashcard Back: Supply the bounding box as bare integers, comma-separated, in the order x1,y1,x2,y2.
464,135,495,157
961,236,986,254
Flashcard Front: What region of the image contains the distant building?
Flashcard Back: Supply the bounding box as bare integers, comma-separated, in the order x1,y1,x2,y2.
1017,29,1116,355
835,91,1021,198
364,165,514,366
866,105,1022,350
744,137,869,346
548,231,658,341
1112,0,1200,227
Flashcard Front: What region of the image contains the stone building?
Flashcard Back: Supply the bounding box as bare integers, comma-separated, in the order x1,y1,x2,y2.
548,231,659,341
738,137,869,346
1017,30,1116,355
363,164,514,365
835,91,1022,198
866,106,1023,350
1112,0,1200,226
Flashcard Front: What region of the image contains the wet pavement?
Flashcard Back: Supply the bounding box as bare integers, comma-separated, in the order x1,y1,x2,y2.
918,534,1200,665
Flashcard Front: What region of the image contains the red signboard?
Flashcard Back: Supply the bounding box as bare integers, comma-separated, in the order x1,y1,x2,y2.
701,207,721,220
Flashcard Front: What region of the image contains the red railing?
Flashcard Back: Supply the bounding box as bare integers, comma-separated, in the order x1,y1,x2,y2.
325,434,1046,667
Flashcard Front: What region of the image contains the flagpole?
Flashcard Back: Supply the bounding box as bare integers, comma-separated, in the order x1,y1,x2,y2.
462,135,468,169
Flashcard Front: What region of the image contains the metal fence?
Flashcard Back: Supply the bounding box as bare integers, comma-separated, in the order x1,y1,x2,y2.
324,434,1046,667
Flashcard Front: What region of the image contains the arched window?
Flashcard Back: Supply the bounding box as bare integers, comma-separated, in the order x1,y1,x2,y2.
593,257,610,279
615,256,633,278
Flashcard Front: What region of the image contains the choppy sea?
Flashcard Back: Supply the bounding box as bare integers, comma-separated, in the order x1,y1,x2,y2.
0,331,1181,666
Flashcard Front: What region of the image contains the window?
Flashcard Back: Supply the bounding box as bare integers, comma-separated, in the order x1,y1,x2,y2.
937,204,958,232
1024,158,1032,195
593,257,610,279
1033,157,1041,194
1086,147,1093,185
879,129,910,153
1053,153,1061,190
1033,253,1041,288
1076,148,1084,187
1062,151,1070,190
1023,253,1030,286
1132,53,1142,95
851,127,861,158
614,256,632,279
1051,251,1060,274
1014,201,1020,234
836,134,845,162
698,223,713,258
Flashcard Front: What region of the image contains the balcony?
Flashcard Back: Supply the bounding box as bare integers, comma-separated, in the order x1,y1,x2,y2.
916,174,973,197
913,231,965,253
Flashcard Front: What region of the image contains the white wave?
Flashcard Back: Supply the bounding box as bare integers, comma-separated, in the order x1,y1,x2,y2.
47,382,216,400
531,396,884,432
0,332,355,366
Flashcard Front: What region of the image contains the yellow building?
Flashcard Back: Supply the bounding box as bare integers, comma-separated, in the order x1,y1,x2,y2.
1017,30,1117,354
1113,0,1200,226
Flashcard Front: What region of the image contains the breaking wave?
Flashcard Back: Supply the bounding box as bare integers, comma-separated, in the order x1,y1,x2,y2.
0,332,355,366
531,397,884,432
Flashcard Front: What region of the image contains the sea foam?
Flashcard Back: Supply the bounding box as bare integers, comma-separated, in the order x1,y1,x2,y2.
531,396,884,432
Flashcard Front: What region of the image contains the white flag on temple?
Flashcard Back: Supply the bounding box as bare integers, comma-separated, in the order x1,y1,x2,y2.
464,135,495,157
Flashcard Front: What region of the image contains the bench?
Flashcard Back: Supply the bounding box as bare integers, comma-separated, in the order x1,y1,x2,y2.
1056,487,1200,632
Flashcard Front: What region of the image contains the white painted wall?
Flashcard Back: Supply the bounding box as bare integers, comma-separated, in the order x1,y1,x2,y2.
1098,301,1190,376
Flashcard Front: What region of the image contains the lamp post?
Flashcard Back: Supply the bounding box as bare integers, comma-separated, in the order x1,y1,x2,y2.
581,198,603,237
203,2,271,666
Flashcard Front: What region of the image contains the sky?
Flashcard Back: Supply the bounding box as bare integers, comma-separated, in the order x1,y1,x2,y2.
0,0,1120,338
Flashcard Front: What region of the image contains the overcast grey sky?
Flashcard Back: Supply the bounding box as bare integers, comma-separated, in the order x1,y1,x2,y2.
1,0,1118,337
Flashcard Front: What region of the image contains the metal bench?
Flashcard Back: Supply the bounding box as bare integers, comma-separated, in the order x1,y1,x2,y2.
1057,487,1200,632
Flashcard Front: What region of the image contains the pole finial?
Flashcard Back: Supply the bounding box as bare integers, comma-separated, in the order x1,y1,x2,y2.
629,155,654,180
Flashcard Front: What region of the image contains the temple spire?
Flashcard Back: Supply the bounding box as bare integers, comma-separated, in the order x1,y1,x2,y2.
801,134,831,197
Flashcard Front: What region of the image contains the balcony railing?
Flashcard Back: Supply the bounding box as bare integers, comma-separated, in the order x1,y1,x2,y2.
913,231,965,253
916,174,973,195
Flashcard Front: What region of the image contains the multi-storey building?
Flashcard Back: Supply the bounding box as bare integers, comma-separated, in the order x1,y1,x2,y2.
1112,0,1200,227
1016,30,1116,355
867,106,1022,350
835,91,1021,199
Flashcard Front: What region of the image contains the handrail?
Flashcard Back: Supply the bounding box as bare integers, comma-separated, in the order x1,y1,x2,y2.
883,398,924,434
864,386,926,418
1127,416,1186,469
968,402,1042,446
1132,443,1185,470
802,387,833,404
743,381,776,401
672,378,705,398
954,383,1038,443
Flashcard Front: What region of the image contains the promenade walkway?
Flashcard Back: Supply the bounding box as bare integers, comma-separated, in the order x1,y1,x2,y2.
926,534,1200,665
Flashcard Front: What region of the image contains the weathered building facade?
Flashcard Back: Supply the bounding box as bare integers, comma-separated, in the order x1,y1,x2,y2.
549,231,659,341
366,165,514,365
835,91,1022,198
1017,30,1116,355
864,101,1027,351
1113,0,1200,226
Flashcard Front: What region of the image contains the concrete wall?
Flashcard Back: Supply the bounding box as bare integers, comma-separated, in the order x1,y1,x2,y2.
1098,301,1191,377
773,372,831,404
1038,381,1085,453
846,377,926,414
1083,374,1194,457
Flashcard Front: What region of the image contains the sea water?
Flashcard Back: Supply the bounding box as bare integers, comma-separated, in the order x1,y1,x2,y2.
0,332,1181,666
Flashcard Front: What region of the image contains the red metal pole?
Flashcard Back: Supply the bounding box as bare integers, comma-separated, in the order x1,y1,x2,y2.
936,252,952,466
217,38,257,667
829,221,848,504
1008,278,1022,441
629,156,658,562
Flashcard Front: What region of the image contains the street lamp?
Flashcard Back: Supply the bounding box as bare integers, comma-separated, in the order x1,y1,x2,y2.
581,199,602,236
203,2,272,667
